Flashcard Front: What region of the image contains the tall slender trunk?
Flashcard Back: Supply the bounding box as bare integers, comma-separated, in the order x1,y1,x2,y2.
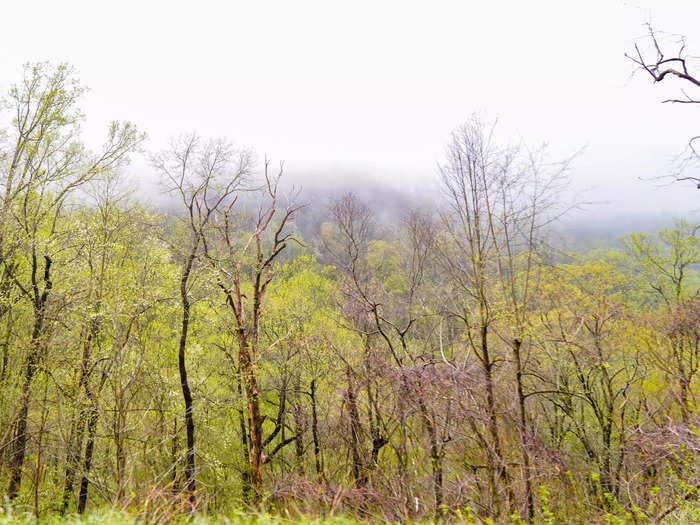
178,251,197,504
345,367,365,486
678,373,691,424
7,337,40,500
237,328,263,500
171,416,180,492
7,272,50,499
236,367,251,501
239,414,251,501
61,418,78,514
76,362,107,514
513,338,534,522
418,398,443,516
77,398,99,513
363,335,389,472
62,320,98,514
115,417,125,502
33,377,50,518
62,407,84,513
480,322,513,516
600,416,614,496
310,379,323,479
0,309,14,385
293,377,305,475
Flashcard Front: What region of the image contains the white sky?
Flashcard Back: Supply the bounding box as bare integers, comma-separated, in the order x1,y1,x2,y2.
1,0,699,223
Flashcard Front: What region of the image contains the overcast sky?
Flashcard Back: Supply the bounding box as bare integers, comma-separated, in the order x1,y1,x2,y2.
1,0,698,224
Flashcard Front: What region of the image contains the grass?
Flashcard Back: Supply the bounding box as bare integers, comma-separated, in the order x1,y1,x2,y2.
0,509,375,525
2,506,699,524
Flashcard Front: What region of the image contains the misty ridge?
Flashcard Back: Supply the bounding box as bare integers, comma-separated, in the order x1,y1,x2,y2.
125,155,696,258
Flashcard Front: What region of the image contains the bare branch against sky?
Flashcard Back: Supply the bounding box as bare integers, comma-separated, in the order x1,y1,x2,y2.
0,0,697,220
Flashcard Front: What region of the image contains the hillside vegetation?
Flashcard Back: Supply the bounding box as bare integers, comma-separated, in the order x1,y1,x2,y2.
0,64,698,524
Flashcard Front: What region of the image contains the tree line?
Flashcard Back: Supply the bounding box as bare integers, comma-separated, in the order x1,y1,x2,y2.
0,63,698,523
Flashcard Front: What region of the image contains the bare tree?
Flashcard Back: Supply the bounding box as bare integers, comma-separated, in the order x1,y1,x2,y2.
154,135,251,506
324,195,393,488
205,160,302,501
627,24,700,187
438,115,571,520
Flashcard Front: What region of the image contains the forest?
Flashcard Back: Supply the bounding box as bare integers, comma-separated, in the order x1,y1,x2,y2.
0,62,697,525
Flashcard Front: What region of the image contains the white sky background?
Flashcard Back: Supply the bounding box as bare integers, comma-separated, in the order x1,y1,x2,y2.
0,0,698,225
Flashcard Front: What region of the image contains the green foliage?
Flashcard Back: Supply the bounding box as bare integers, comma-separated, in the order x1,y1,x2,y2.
0,65,698,525
622,219,700,304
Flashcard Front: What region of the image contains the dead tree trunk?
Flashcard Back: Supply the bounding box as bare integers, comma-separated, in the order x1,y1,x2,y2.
237,328,264,500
